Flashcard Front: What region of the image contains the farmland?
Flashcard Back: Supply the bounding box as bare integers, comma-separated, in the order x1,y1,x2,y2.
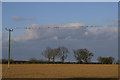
2,64,118,79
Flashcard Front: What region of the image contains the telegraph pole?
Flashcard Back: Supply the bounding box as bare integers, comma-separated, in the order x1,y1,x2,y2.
5,28,13,69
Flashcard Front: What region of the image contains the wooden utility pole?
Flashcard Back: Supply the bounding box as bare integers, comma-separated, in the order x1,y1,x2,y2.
5,28,13,69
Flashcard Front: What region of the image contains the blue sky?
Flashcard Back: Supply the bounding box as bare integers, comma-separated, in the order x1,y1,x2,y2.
3,2,118,27
2,2,118,62
1,0,120,2
0,2,2,60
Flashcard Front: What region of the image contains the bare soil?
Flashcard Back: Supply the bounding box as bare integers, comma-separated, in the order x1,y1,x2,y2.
2,64,118,78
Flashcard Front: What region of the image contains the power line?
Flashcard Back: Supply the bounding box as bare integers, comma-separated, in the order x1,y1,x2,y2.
9,25,89,30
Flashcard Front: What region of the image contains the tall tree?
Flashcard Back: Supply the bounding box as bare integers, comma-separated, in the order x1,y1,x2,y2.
73,48,94,63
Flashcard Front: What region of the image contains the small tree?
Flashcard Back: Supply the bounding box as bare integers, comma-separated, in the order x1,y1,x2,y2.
29,58,38,61
42,47,61,63
73,48,94,63
2,58,7,64
116,60,120,64
50,48,61,63
97,56,115,64
57,46,69,63
42,47,53,62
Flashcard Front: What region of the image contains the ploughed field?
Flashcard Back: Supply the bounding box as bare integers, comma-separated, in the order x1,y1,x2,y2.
2,64,118,78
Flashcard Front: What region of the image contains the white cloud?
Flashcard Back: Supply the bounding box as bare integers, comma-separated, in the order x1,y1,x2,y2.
12,23,85,41
64,36,79,41
13,24,40,41
12,16,34,21
84,32,88,36
12,23,118,42
13,31,39,41
84,26,118,39
61,23,85,28
52,36,58,40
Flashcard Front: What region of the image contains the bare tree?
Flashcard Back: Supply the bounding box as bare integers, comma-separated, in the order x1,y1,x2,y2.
57,46,69,63
42,47,61,63
73,48,94,63
42,47,53,62
50,48,61,63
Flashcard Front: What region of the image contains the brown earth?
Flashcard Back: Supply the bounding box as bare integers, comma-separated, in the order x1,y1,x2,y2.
2,64,118,78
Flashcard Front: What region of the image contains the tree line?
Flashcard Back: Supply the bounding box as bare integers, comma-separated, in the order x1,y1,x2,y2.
2,46,118,64
42,46,117,64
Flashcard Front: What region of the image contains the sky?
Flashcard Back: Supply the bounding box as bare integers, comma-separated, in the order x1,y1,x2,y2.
0,2,2,60
1,0,120,2
2,2,118,62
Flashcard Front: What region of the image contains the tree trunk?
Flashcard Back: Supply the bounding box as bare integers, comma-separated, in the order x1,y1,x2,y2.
62,59,64,63
62,53,65,63
79,60,83,64
53,57,55,63
48,58,50,62
62,56,64,63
